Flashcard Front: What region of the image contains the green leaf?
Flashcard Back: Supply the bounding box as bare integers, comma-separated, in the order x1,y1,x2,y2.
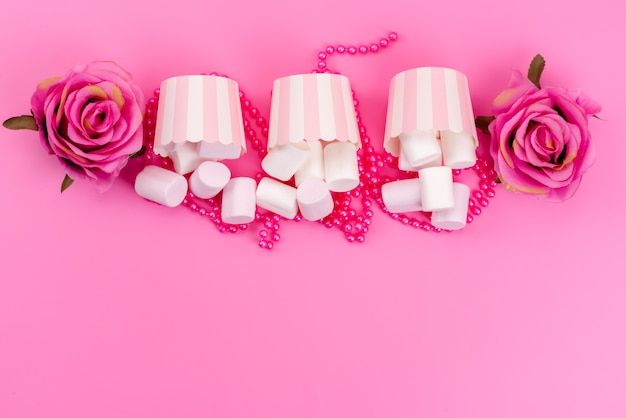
3,115,38,131
129,145,146,159
60,175,74,193
475,116,495,135
527,54,546,89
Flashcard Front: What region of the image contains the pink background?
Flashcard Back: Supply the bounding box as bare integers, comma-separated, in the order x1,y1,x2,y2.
1,0,624,417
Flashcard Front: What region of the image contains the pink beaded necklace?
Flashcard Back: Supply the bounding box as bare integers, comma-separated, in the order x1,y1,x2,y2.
140,32,497,249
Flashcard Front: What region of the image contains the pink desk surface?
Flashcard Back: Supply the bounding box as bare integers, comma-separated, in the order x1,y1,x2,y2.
1,0,624,417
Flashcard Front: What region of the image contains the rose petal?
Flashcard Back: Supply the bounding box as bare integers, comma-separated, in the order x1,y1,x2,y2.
565,87,602,115
492,70,538,114
546,177,582,202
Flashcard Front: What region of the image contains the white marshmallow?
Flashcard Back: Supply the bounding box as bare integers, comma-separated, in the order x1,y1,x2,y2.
440,131,476,169
256,177,298,219
296,178,334,221
169,142,203,175
418,166,454,212
398,147,443,172
294,140,325,186
399,130,441,168
134,165,188,208
431,183,471,230
261,142,310,181
381,178,422,213
323,141,359,192
188,161,231,199
197,141,243,160
221,177,256,224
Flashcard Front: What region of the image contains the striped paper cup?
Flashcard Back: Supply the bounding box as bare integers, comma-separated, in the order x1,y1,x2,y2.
267,73,360,149
154,75,246,160
384,67,478,169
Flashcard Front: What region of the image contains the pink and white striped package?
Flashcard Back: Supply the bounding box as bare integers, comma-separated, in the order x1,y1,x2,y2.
267,73,360,149
383,67,478,162
153,75,246,160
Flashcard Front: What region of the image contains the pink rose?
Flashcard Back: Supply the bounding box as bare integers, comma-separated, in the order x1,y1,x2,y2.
488,69,600,201
31,61,144,192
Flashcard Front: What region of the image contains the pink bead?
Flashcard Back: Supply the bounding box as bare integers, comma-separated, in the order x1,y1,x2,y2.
318,52,327,60
336,45,346,53
379,38,389,47
347,46,357,54
388,32,398,41
318,61,327,70
326,46,335,54
359,45,368,54
369,44,379,53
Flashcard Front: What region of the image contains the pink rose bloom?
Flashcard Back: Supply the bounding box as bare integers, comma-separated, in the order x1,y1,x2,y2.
31,61,144,192
488,70,600,201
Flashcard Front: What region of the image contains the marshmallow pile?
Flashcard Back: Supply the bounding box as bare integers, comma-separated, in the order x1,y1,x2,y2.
134,67,479,231
381,67,479,230
134,73,362,224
